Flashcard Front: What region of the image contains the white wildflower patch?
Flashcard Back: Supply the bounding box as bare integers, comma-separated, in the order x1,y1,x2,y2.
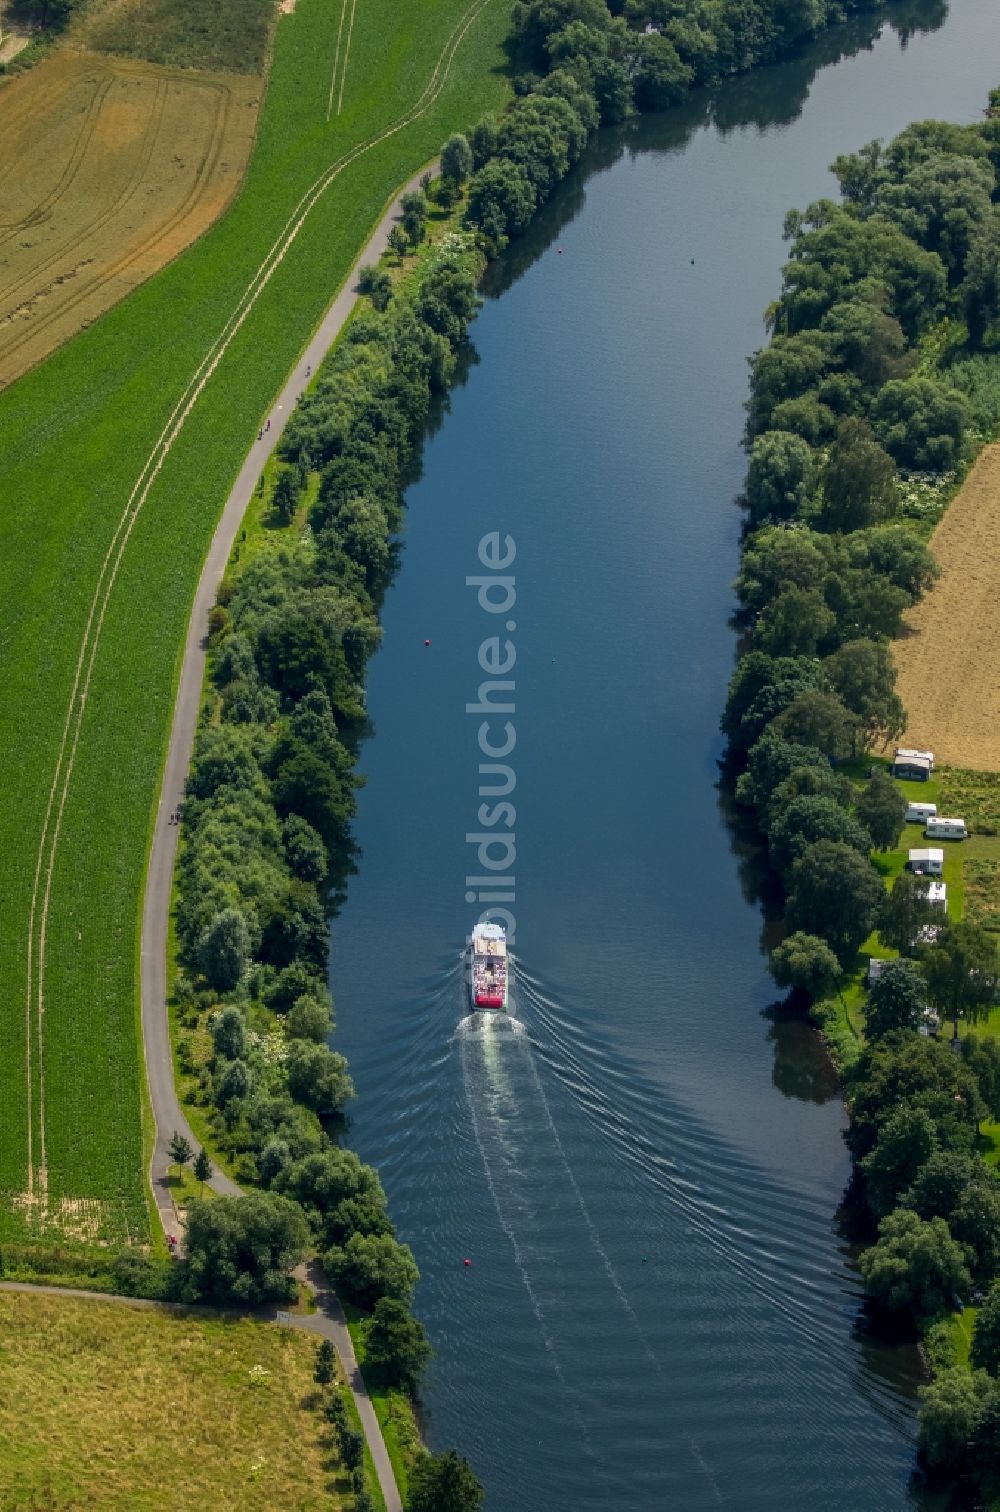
247,1364,270,1387
263,1028,288,1065
899,469,955,520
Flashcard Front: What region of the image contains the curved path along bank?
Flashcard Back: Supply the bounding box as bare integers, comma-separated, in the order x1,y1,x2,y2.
139,173,429,1512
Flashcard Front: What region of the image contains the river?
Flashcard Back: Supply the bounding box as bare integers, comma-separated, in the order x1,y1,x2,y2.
330,5,1000,1507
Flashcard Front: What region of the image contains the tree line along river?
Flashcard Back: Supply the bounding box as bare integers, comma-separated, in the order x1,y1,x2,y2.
330,2,1000,1506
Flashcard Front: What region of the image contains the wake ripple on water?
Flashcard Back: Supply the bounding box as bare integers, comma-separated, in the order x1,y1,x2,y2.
343,947,918,1504
510,962,919,1439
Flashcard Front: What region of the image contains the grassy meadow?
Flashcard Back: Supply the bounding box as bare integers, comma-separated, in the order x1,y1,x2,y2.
0,1290,348,1509
69,0,277,74
0,0,511,1249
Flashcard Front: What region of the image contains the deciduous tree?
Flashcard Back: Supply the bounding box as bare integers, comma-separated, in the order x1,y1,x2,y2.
786,840,885,963
922,922,1000,1039
365,1298,432,1390
859,1207,971,1319
314,1338,336,1386
770,931,841,999
861,1105,937,1215
865,959,929,1039
854,769,906,850
325,1232,419,1309
973,1285,1000,1376
198,908,251,993
824,643,906,754
880,871,939,957
407,1450,485,1512
440,133,474,186
182,1192,310,1306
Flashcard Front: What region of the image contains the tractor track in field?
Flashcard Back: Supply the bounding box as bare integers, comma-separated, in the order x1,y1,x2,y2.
0,76,234,371
0,75,114,244
18,0,490,1220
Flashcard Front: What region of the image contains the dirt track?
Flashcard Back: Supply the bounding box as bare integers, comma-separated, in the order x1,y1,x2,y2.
894,443,1000,771
0,51,259,386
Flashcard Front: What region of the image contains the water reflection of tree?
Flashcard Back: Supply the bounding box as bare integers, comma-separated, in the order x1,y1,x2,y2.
482,0,949,301
765,998,841,1103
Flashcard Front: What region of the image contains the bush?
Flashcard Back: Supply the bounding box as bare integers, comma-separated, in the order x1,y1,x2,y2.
182,1192,310,1306
285,1040,354,1114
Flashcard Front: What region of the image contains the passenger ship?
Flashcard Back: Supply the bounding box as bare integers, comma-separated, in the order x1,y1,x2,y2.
468,922,508,1010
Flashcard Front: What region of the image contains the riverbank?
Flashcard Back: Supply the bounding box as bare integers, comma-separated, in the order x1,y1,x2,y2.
161,6,937,1492
721,85,1000,1502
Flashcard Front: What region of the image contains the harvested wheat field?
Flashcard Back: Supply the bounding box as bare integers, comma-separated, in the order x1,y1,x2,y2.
0,50,260,387
894,443,1000,771
0,1290,349,1509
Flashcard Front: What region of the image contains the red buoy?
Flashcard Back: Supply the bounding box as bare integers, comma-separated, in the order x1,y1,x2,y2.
424,639,431,647
463,1258,472,1267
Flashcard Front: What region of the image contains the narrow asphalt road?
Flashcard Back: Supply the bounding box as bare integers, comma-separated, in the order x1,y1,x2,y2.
139,172,433,1512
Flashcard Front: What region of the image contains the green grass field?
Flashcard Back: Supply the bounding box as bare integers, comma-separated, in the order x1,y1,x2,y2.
0,0,511,1247
0,1290,349,1509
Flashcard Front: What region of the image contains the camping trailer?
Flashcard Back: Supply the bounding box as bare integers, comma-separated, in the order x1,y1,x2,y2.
893,755,932,781
895,747,935,770
923,881,947,909
905,802,937,823
907,847,945,877
925,816,967,840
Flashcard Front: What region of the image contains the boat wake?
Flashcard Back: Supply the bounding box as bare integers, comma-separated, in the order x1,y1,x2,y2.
458,970,726,1506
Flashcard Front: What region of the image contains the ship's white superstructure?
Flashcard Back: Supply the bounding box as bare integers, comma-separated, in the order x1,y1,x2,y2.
468,922,508,1010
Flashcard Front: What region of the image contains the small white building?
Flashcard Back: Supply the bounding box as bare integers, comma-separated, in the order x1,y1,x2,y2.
867,958,886,984
907,847,945,877
923,881,947,909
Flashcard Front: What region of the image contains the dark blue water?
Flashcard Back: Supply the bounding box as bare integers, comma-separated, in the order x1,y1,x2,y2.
331,6,1000,1507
